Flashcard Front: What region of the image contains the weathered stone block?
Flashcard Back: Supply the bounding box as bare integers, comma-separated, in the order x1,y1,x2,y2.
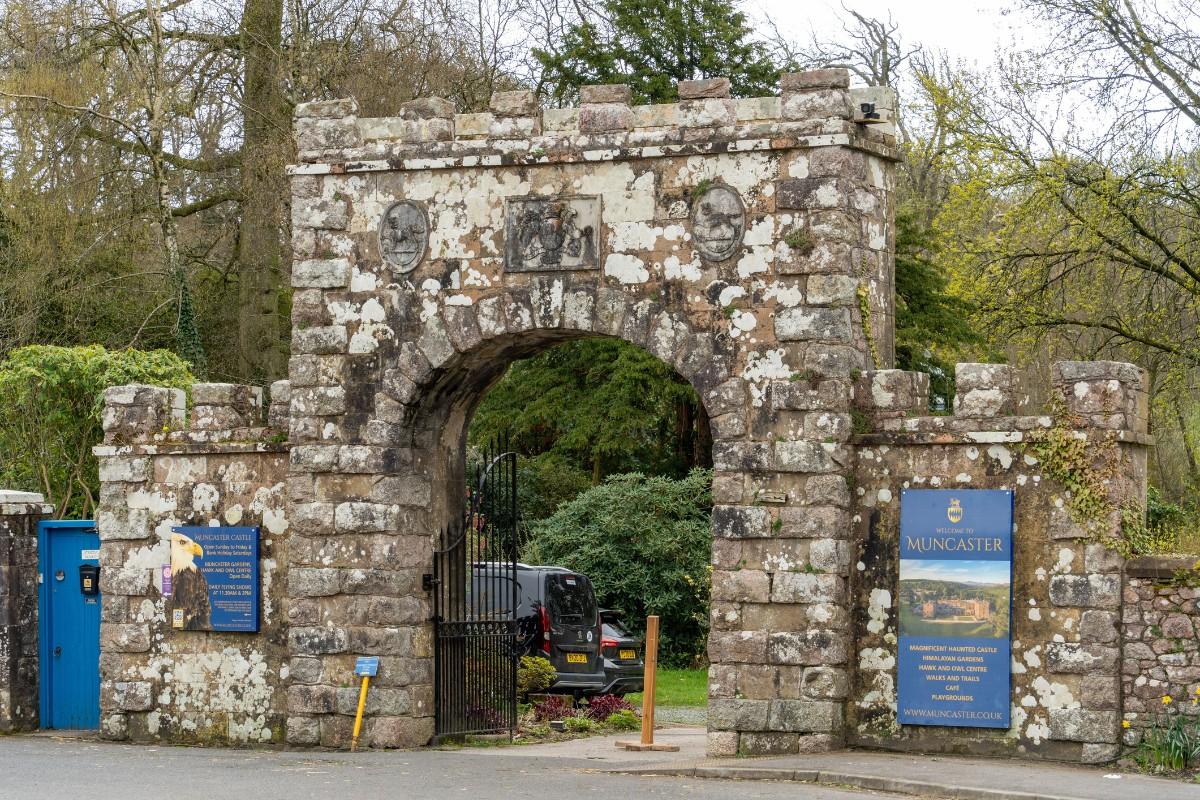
770,573,843,604
712,569,770,603
781,88,851,120
287,716,321,745
768,631,846,665
288,568,341,597
400,96,454,119
1079,609,1119,643
781,69,850,91
768,699,842,733
774,441,835,473
289,626,348,655
101,624,150,653
1048,708,1119,743
295,98,357,119
293,325,349,355
292,258,351,289
580,84,632,105
712,505,771,538
110,681,153,712
678,78,731,99
710,698,769,730
1045,642,1118,674
1049,574,1121,609
954,363,1018,417
775,307,852,342
489,90,536,116
778,506,848,538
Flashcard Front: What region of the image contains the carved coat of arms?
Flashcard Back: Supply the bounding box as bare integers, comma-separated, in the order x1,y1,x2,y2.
504,196,600,272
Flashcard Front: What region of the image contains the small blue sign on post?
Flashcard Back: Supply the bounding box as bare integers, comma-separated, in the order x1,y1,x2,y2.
355,656,380,677
897,489,1013,729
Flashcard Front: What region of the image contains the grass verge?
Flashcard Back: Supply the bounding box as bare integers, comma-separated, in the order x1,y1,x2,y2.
626,668,707,708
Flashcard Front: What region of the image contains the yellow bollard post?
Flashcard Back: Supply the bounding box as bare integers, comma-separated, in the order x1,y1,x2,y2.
350,674,370,752
616,615,679,752
350,656,379,752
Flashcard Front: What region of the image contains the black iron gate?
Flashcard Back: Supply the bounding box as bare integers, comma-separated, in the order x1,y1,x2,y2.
432,440,519,739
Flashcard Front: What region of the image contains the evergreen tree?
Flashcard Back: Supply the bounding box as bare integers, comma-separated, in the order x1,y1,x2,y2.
893,210,984,408
469,338,710,487
535,0,778,105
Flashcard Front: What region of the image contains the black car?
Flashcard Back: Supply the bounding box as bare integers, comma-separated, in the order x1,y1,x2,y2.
598,610,644,696
472,563,605,695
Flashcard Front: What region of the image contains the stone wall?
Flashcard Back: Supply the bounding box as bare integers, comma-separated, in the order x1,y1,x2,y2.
849,361,1150,763
0,492,53,732
286,70,899,752
1121,556,1200,744
95,383,290,743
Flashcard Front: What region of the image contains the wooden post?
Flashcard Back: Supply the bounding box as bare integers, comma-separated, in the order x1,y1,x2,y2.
616,614,679,752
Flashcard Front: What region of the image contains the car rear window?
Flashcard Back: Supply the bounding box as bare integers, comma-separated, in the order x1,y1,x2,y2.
602,621,630,638
469,573,516,617
546,573,597,622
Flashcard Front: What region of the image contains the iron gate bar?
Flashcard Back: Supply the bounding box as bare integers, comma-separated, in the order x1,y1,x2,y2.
433,436,519,740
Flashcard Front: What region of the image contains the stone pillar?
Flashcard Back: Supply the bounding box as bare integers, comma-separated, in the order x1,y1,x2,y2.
954,363,1021,417
1037,360,1148,762
1052,360,1149,432
0,490,53,733
853,369,929,421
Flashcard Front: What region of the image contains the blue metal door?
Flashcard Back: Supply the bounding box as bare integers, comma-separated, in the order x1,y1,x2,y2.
37,521,101,729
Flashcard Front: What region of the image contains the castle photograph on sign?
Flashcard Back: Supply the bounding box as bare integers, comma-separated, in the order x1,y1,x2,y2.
899,559,1010,639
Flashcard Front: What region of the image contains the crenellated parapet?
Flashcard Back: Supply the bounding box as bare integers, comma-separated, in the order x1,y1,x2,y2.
290,73,898,170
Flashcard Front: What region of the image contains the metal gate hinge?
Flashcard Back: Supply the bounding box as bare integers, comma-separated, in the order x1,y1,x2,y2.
422,573,436,591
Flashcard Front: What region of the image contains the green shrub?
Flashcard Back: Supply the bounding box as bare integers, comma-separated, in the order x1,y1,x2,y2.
517,656,557,699
0,345,194,517
524,469,712,666
605,709,640,731
563,715,595,733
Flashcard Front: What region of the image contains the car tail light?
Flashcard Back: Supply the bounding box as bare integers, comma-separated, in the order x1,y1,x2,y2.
539,605,551,655
601,638,618,649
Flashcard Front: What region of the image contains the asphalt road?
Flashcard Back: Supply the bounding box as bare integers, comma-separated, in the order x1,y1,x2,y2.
0,734,891,800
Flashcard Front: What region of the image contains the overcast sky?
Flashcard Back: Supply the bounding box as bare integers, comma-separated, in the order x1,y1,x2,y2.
755,0,1027,69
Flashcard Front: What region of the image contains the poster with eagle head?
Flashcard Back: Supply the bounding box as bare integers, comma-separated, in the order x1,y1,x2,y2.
168,527,260,632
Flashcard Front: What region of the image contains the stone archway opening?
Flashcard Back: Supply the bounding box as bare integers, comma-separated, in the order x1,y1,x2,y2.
417,329,717,740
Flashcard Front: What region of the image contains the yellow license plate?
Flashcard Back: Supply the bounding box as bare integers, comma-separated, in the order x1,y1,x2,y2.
619,649,636,659
566,653,587,664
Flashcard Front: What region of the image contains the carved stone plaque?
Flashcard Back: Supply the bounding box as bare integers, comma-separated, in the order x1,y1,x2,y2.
691,184,745,261
379,200,428,273
504,196,600,272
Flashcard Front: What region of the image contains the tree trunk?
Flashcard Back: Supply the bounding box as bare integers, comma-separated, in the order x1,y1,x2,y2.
237,0,289,383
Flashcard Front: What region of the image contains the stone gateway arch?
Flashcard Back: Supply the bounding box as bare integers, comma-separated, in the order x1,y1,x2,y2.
58,68,1153,763
283,72,895,751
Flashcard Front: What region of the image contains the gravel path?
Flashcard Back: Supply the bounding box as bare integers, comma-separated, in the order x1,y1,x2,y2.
656,705,708,725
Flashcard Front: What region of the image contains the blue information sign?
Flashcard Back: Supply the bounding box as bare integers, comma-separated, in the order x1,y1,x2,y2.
355,656,380,677
169,526,260,632
897,490,1013,729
